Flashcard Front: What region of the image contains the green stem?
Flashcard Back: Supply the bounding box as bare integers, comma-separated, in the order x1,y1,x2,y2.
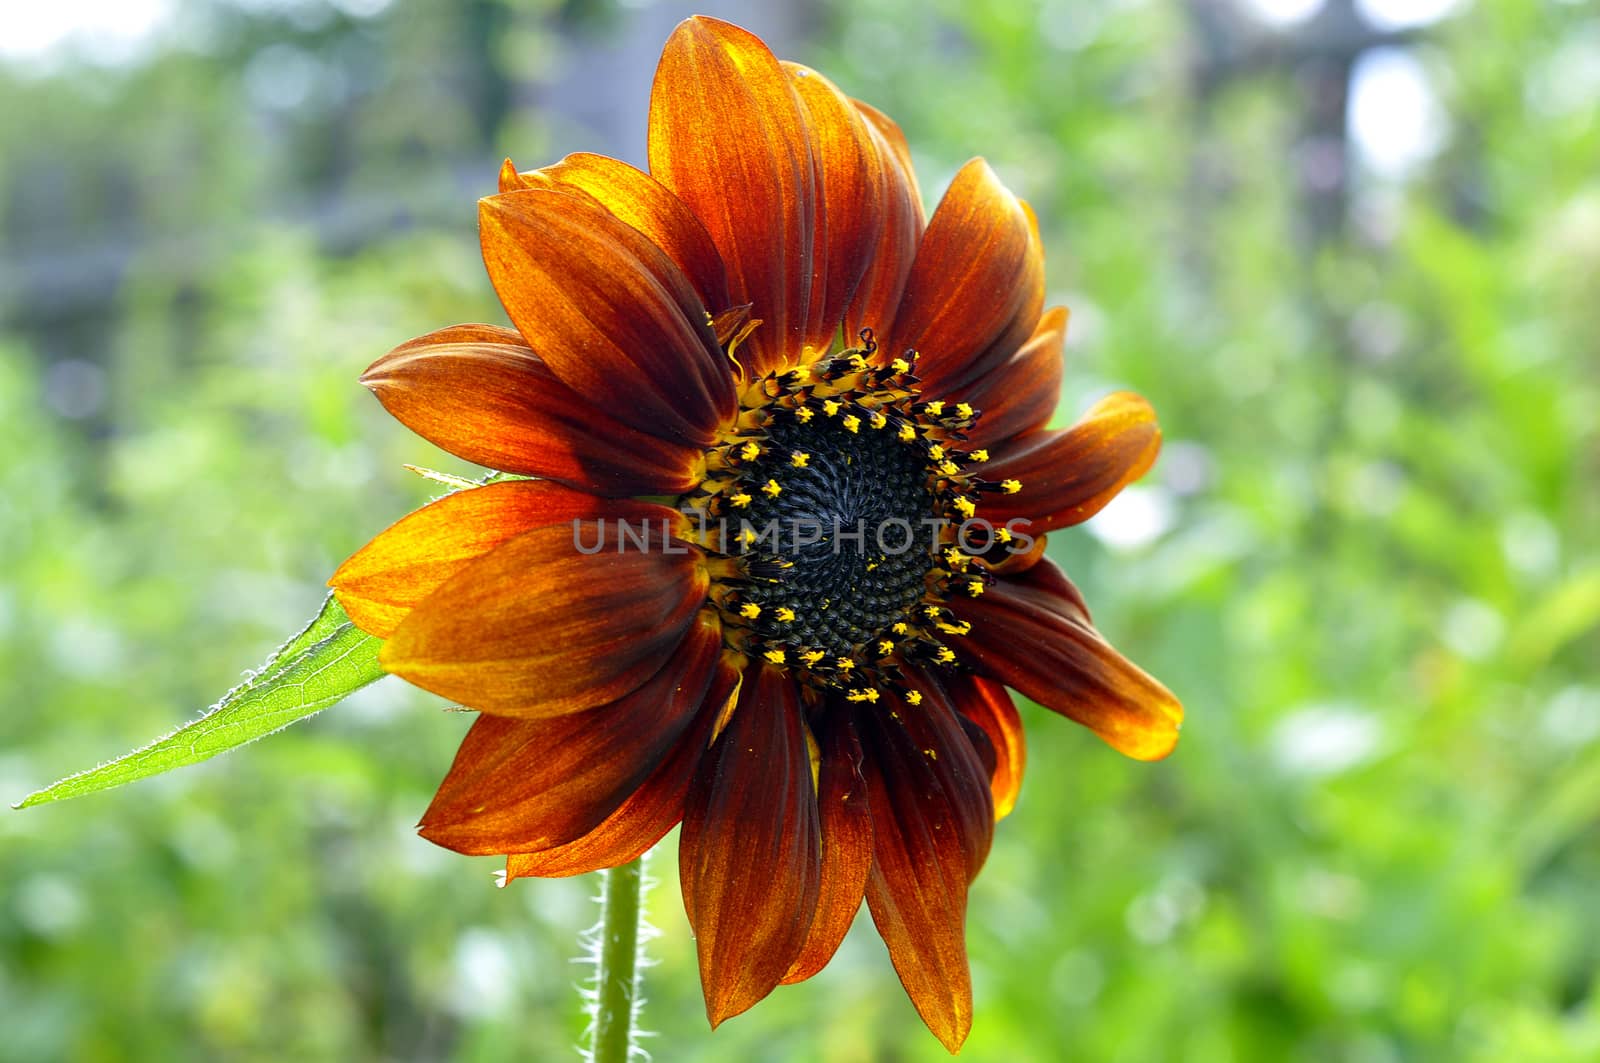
591,857,643,1063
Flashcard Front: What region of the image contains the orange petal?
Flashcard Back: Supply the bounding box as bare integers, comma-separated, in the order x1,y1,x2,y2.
950,558,1182,761
860,671,994,1053
329,481,645,638
946,674,1026,820
381,516,708,717
781,708,873,985
361,324,702,495
503,657,741,880
501,153,730,315
417,614,722,855
479,187,735,444
959,305,1066,450
649,16,814,377
979,390,1162,534
784,62,885,354
679,665,821,1026
881,158,1044,395
846,100,925,343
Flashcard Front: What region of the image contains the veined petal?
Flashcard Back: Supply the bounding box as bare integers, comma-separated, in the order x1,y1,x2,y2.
959,306,1067,451
381,515,708,717
680,666,822,1026
846,100,925,343
978,391,1162,534
500,153,730,315
946,673,1026,820
782,707,873,985
329,481,652,639
860,670,994,1053
649,16,814,377
479,187,734,444
417,614,722,855
882,158,1044,396
950,558,1182,761
784,61,885,354
361,324,702,496
503,657,741,880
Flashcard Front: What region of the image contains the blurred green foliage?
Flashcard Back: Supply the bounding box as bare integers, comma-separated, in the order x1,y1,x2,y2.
3,0,1597,1060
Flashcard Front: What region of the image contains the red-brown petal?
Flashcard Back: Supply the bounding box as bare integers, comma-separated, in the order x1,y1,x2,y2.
329,480,642,639
950,558,1182,761
860,671,994,1053
784,62,885,354
380,515,708,717
881,159,1044,396
503,657,741,880
781,708,873,985
360,324,702,496
648,16,814,377
501,153,731,315
846,100,925,341
417,614,723,855
946,673,1027,820
959,305,1067,451
979,390,1162,534
479,187,734,444
679,665,821,1026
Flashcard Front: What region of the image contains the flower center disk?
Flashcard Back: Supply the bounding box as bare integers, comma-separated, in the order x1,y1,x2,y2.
684,337,999,696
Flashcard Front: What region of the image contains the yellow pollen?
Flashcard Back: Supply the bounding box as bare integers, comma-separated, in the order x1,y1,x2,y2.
801,649,825,666
905,690,923,706
877,640,895,656
1001,479,1022,494
936,620,973,636
775,606,796,622
762,478,782,498
835,657,855,672
795,406,815,423
848,353,868,371
926,401,945,416
898,424,916,442
955,403,974,419
996,527,1013,543
966,579,985,597
764,648,787,665
935,647,956,664
924,747,939,760
790,451,810,468
954,496,977,519
891,357,911,374
969,449,990,463
943,547,968,568
740,441,761,461
842,415,861,433
939,460,960,476
846,687,880,703
924,606,942,620
869,411,888,430
792,365,812,381
891,622,909,635
730,492,752,508
739,602,762,619
928,444,946,460
823,399,842,417
737,527,757,546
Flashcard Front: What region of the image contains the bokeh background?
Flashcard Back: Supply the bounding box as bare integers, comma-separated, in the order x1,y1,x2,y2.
3,0,1597,1059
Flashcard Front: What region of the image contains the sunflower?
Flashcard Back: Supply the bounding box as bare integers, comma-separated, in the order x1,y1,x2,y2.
328,15,1181,1051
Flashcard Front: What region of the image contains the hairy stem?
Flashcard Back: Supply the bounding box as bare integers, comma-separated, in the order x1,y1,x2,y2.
590,857,644,1063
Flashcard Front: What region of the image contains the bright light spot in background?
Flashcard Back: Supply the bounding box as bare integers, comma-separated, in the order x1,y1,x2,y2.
1086,484,1177,551
1348,47,1448,179
1242,0,1324,27
1358,0,1466,32
1272,704,1383,777
0,0,173,62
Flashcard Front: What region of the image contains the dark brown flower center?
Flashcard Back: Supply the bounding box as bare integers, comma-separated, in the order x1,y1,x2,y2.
682,335,1011,698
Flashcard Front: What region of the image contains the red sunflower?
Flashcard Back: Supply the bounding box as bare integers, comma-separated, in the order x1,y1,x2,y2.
329,15,1181,1052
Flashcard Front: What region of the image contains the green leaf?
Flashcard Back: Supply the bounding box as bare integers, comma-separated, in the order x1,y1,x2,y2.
15,594,385,809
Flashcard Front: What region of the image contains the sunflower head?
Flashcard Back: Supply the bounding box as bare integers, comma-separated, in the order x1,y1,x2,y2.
329,15,1181,1052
